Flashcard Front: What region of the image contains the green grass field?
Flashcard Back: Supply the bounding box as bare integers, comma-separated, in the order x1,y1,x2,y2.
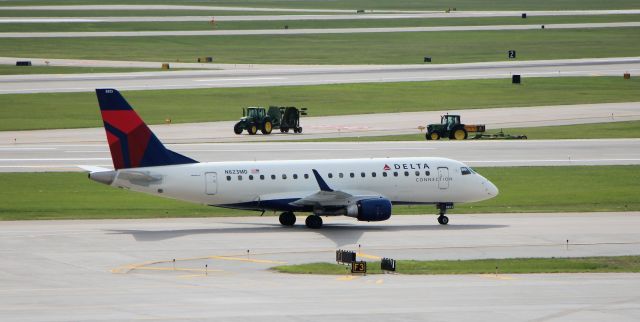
4,15,640,32
1,77,638,131
0,166,638,220
300,121,640,142
1,28,638,64
0,65,175,75
0,10,308,17
272,256,640,275
1,0,638,11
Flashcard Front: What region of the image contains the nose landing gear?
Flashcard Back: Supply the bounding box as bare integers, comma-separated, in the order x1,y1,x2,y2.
436,203,453,225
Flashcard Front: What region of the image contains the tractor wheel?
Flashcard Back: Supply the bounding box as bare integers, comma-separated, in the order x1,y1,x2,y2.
248,124,258,135
428,132,440,140
233,123,243,135
297,127,303,134
451,128,468,140
261,121,273,135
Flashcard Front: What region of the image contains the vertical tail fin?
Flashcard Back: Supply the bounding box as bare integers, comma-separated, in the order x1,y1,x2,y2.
95,88,197,170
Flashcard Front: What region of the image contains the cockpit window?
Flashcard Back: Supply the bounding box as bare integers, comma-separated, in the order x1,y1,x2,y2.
461,167,472,175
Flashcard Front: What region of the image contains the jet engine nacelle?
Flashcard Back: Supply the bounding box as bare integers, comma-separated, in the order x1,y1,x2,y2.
346,198,392,222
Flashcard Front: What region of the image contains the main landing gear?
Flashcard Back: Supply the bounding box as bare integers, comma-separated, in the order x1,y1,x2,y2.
436,203,452,225
278,211,296,226
278,212,323,229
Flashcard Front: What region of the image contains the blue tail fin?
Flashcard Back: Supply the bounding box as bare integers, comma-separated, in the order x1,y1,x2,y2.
95,88,198,170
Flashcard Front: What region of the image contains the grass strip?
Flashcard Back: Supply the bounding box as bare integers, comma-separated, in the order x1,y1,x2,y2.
1,77,638,131
299,121,640,142
0,65,176,75
0,28,638,64
0,166,638,220
272,256,640,275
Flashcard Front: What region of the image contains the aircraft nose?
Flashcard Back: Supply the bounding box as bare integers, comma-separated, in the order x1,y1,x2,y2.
483,180,499,197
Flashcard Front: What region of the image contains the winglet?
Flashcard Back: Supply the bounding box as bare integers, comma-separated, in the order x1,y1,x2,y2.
312,169,333,192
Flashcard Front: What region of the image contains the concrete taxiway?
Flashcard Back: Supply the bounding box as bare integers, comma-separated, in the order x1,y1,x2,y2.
0,213,638,321
1,139,639,172
3,22,639,38
1,57,639,94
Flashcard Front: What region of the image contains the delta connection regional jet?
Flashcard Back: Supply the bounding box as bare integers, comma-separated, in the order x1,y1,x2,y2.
83,89,499,229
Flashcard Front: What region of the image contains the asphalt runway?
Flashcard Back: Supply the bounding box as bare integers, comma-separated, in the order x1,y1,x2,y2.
1,138,639,172
2,57,639,94
1,213,639,321
2,22,639,38
4,10,640,23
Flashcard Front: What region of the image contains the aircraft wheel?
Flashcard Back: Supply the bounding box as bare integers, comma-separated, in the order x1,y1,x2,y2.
279,211,296,226
437,215,449,225
305,215,323,229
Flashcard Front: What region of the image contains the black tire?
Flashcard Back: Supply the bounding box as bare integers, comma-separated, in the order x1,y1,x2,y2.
282,127,289,133
450,127,468,140
233,123,243,135
261,121,273,135
428,132,440,141
305,215,323,229
437,215,449,225
279,212,296,226
248,124,258,135
297,127,302,134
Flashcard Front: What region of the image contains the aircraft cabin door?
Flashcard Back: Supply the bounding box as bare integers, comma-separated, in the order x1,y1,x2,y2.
438,167,449,189
205,172,218,195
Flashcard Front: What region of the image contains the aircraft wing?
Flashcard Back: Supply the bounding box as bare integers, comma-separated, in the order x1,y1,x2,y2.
289,169,382,207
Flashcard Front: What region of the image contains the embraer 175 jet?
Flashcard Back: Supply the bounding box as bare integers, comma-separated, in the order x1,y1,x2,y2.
84,89,499,228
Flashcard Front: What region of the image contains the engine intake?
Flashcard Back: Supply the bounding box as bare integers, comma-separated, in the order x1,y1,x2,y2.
346,198,392,222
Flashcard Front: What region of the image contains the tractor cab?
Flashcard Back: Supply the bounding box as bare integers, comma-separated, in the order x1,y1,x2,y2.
441,114,461,130
244,107,266,120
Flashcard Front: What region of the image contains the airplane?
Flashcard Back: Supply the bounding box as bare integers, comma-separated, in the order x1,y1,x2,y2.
84,89,499,229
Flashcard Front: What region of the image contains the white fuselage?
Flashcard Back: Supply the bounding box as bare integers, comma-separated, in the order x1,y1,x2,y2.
105,157,498,213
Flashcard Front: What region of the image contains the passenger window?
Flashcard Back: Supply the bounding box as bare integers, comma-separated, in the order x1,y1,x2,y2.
372,172,376,177
394,172,398,177
383,172,388,177
461,167,472,175
304,173,309,179
260,175,265,180
249,175,254,180
350,173,355,178
271,174,276,180
282,174,287,179
404,171,409,176
328,173,333,178
293,174,298,179
339,173,344,178
425,171,430,176
227,176,231,181
238,175,243,181
361,172,366,178
415,171,420,176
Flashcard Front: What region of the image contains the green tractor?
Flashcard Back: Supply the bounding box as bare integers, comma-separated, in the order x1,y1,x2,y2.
234,106,307,135
233,107,273,135
425,114,485,140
